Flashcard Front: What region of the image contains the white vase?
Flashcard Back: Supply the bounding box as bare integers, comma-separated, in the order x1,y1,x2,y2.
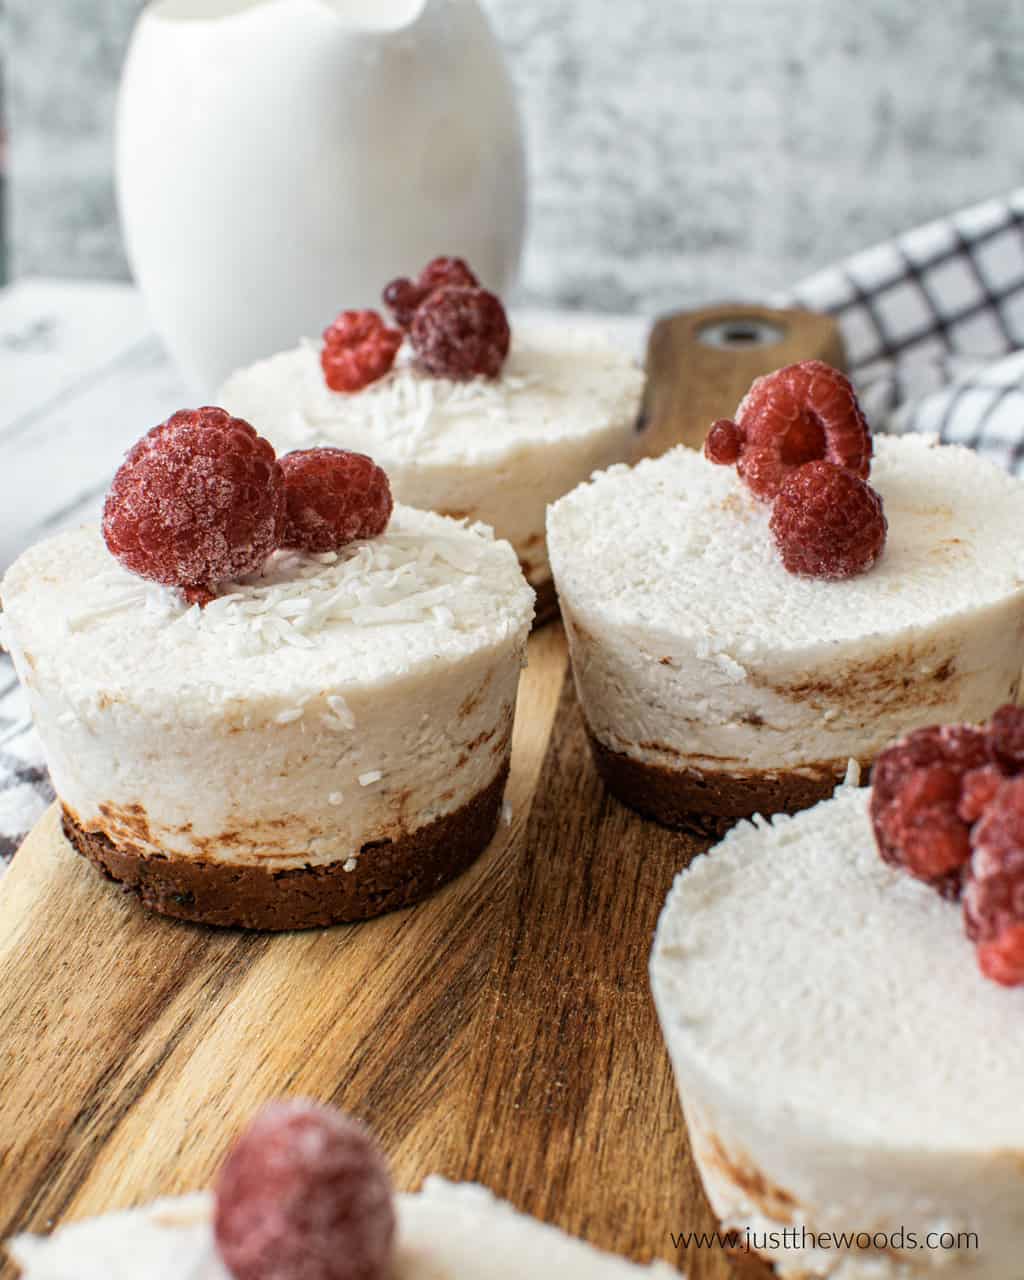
116,0,527,395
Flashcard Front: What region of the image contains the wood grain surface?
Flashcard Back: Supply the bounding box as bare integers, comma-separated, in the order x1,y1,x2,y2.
0,306,843,1278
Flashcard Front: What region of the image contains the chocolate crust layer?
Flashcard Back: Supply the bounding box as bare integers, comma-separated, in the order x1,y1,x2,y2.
531,575,559,628
586,731,848,838
62,765,508,931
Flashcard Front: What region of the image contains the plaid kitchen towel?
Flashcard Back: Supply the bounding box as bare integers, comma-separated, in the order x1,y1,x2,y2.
785,187,1024,473
3,186,1024,868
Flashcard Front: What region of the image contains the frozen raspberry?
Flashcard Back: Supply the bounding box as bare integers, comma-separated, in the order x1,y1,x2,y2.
279,449,392,553
383,256,479,329
769,460,887,580
977,926,1024,983
976,925,1024,987
214,1100,395,1280
704,419,743,466
988,704,1024,775
183,585,218,609
872,724,991,809
870,723,990,895
410,286,510,380
875,764,973,889
733,361,872,500
959,766,1007,824
321,311,402,393
963,777,1024,985
102,407,283,597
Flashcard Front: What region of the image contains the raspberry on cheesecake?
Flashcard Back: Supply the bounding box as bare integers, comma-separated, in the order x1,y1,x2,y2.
548,362,1024,834
871,706,1024,987
7,1101,675,1280
219,258,644,624
651,776,1024,1280
0,412,534,929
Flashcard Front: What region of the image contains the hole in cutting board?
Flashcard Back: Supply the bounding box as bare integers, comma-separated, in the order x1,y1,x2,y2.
697,318,785,350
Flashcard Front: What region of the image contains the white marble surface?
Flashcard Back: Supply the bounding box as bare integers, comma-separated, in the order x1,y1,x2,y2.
7,1,1024,309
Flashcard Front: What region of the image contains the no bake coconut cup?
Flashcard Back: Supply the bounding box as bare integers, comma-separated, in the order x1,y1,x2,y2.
651,775,1024,1279
0,507,533,929
219,323,645,622
547,433,1024,834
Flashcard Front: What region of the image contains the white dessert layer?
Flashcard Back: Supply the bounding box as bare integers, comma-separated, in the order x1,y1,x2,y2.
651,784,1024,1279
218,325,645,586
547,435,1024,776
0,508,534,868
7,1181,678,1279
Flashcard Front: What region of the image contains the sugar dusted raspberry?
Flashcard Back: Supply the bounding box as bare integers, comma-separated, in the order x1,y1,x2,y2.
976,925,1024,987
214,1100,395,1280
872,724,992,809
872,725,992,805
383,256,479,329
380,279,424,333
734,361,872,500
183,585,218,609
963,777,1024,985
410,286,510,380
870,723,990,895
704,419,744,466
988,704,1024,775
279,449,392,553
873,764,973,889
321,311,402,393
418,256,479,294
769,460,887,580
102,408,283,597
959,766,1007,824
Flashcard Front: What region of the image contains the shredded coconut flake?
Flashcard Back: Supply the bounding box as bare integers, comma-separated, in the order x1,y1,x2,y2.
60,521,511,655
326,693,355,729
301,355,541,461
343,857,359,873
43,508,529,673
359,770,383,786
275,707,304,725
328,791,344,806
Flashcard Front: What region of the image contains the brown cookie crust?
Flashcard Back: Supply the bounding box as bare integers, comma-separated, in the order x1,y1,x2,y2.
586,730,849,838
62,764,508,931
531,575,559,628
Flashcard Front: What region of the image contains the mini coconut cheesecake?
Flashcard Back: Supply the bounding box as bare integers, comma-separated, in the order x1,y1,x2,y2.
219,324,644,621
547,433,1024,833
7,1182,676,1280
650,780,1024,1280
0,506,533,929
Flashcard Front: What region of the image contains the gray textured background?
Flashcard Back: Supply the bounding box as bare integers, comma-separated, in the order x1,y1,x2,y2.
4,0,1024,310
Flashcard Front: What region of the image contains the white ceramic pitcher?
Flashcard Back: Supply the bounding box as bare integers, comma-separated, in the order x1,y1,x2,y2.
116,0,527,394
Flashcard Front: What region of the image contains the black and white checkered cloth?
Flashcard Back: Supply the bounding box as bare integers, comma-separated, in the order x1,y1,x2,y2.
785,187,1024,473
3,186,1024,869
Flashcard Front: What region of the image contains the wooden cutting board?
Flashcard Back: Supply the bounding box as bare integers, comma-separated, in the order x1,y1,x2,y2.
0,305,843,1278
